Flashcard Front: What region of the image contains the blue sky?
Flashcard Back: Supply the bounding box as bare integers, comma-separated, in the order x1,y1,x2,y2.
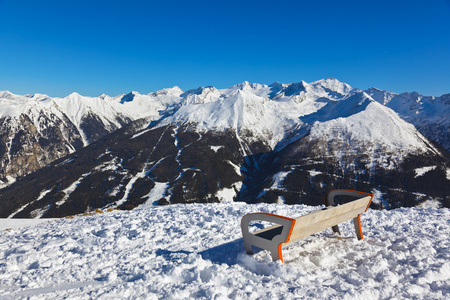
1,0,449,97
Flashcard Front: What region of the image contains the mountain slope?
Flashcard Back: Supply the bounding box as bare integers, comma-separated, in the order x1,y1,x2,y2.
366,88,450,151
1,79,448,218
2,79,447,189
0,88,182,186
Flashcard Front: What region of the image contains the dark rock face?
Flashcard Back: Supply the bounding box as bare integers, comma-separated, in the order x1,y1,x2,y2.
237,134,450,209
0,123,249,218
0,119,448,218
0,110,135,185
415,122,449,153
0,113,84,181
79,112,132,143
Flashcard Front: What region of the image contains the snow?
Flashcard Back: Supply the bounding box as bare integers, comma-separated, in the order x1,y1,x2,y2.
415,166,437,178
7,189,54,219
370,188,391,209
131,128,151,139
157,82,314,149
226,160,241,176
0,176,16,189
145,79,438,169
56,157,76,167
417,199,442,209
210,145,224,153
365,87,397,105
141,182,170,206
214,182,242,203
365,88,450,151
308,170,322,177
56,172,90,207
1,203,449,299
30,205,52,219
0,219,55,230
307,99,435,169
270,171,290,190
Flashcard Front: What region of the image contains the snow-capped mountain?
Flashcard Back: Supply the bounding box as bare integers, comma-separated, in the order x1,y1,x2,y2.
0,88,182,186
0,79,448,218
366,88,450,151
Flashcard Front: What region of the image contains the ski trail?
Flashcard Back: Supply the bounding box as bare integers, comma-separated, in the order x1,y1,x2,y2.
233,93,250,158
172,125,182,172
233,92,259,169
111,127,172,208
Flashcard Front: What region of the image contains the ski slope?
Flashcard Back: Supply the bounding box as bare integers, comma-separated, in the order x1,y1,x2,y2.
1,203,449,299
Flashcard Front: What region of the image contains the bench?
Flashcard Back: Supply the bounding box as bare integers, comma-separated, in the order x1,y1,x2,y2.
240,189,374,262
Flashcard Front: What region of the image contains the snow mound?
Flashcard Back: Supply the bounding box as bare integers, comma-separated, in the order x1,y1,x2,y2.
1,203,449,299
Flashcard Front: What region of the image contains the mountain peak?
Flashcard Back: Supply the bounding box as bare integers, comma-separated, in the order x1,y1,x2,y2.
311,78,352,94
365,87,397,105
67,92,82,99
238,80,251,87
149,86,184,97
166,86,184,94
181,86,220,105
120,92,138,103
30,93,51,101
366,87,382,92
232,81,264,91
269,81,285,89
0,91,15,99
281,81,308,97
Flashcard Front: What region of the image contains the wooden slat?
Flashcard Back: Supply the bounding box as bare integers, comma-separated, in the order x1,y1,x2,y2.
252,223,282,235
287,196,371,243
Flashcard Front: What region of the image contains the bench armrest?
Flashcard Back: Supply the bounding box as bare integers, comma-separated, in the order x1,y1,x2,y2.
241,213,296,262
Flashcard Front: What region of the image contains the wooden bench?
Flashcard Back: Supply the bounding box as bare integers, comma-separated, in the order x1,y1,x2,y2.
240,189,374,262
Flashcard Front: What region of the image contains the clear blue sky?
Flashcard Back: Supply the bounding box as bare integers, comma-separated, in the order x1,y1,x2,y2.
1,0,449,97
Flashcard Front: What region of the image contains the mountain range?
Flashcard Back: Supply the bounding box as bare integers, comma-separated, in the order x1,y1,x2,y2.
0,78,448,218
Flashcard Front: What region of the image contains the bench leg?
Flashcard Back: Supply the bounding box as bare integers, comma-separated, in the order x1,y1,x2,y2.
243,242,283,262
353,214,363,240
331,225,340,235
243,240,253,255
270,244,282,262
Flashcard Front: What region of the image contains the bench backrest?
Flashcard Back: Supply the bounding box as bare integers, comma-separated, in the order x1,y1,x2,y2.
288,195,372,242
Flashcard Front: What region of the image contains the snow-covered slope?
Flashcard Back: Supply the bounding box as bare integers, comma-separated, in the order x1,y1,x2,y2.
366,88,450,151
1,203,449,299
303,91,441,169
